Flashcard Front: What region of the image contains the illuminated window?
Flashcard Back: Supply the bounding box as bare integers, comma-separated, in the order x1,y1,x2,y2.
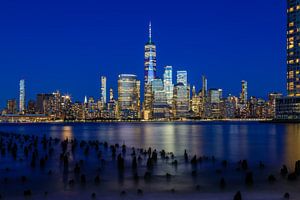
289,29,295,34
289,22,295,27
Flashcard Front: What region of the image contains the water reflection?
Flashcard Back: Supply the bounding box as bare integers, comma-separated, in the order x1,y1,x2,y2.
62,126,73,139
284,124,300,168
3,122,300,169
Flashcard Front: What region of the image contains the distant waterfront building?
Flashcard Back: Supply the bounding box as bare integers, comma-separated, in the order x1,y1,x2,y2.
163,66,173,106
144,22,156,85
275,1,300,120
173,83,189,118
177,70,188,86
27,100,36,114
205,88,222,119
287,0,300,96
19,79,25,113
118,74,140,119
36,93,53,114
276,97,300,120
143,22,156,120
109,88,114,101
267,93,283,118
191,86,201,117
101,76,107,104
152,78,168,119
201,75,208,98
240,80,248,104
7,99,17,114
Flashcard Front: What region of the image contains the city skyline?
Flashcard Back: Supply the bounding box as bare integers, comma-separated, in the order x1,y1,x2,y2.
0,0,285,109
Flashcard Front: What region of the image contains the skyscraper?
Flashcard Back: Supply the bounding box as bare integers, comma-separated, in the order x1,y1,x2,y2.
7,99,17,114
152,78,168,119
143,22,157,119
109,88,114,101
101,76,107,104
176,71,187,86
287,1,300,96
118,74,140,119
201,75,208,98
240,80,248,104
144,22,157,84
19,79,25,113
163,66,173,106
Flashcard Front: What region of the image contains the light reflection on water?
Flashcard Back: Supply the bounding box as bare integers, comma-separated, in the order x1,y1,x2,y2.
1,122,300,168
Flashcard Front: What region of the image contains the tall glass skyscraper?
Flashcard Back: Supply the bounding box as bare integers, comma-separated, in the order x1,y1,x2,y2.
163,66,173,106
176,71,187,86
118,74,140,119
240,80,248,104
19,79,25,113
143,22,157,119
101,76,107,104
287,0,300,96
144,22,157,84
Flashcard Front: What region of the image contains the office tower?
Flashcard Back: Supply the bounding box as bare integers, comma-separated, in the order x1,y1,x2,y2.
287,1,300,96
276,2,300,120
176,70,187,86
240,80,248,104
173,83,189,118
36,93,53,114
206,88,223,119
152,78,168,119
27,100,36,114
19,79,25,113
144,22,157,84
109,88,114,101
163,66,173,106
84,96,88,104
143,22,156,119
118,74,140,119
101,76,107,104
201,75,208,98
7,99,17,114
209,89,222,104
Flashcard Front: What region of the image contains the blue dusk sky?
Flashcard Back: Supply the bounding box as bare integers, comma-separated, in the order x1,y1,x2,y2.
0,0,286,108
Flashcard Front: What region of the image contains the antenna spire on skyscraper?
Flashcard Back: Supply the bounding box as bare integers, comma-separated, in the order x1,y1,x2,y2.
149,21,152,43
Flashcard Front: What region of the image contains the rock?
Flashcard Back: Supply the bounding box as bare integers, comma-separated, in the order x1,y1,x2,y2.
288,172,297,181
94,175,100,184
166,173,171,179
137,189,143,195
245,172,253,185
68,179,75,186
241,160,248,170
281,165,288,176
144,171,151,180
81,174,86,184
284,192,290,199
23,190,32,196
295,160,300,175
233,191,242,200
220,177,226,188
191,170,197,177
268,174,276,183
222,160,227,168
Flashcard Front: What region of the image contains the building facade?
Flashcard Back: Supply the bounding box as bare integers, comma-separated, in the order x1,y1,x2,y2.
19,79,25,114
118,74,140,119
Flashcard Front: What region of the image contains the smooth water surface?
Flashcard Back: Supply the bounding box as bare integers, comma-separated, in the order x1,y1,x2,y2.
0,121,299,168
